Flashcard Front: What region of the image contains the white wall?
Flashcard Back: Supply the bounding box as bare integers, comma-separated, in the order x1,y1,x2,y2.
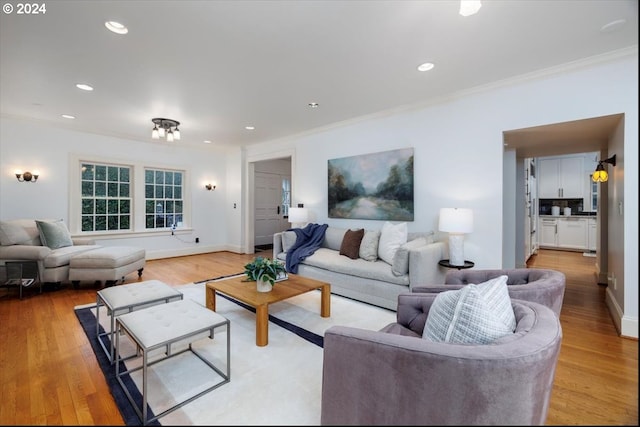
245,52,638,338
0,117,235,259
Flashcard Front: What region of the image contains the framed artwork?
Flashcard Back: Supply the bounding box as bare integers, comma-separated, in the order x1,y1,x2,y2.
328,147,414,220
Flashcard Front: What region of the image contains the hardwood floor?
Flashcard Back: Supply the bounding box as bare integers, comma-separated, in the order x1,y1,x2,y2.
0,250,637,425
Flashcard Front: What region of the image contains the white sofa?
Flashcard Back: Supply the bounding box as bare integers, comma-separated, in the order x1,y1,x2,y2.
273,226,447,311
0,219,99,284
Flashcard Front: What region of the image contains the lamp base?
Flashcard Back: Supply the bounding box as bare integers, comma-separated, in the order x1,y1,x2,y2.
448,234,466,266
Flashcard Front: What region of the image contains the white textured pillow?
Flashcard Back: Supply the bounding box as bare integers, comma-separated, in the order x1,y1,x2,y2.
377,222,407,265
391,237,428,276
423,275,515,344
359,230,380,261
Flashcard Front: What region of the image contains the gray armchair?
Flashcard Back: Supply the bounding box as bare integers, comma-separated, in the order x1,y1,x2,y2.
320,292,562,425
412,268,566,317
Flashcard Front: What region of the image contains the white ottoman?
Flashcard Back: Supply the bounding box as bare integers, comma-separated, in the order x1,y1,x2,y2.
96,279,183,363
115,299,230,425
69,246,146,288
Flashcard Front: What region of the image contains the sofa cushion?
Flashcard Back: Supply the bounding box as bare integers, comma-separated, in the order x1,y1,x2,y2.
422,275,515,344
36,220,73,249
359,229,380,261
303,248,409,285
391,237,428,276
378,222,407,265
281,231,297,252
339,229,364,260
323,227,347,251
42,245,101,268
0,219,42,246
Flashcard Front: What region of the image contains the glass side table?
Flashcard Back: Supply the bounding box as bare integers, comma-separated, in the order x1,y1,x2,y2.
3,261,41,299
438,259,475,270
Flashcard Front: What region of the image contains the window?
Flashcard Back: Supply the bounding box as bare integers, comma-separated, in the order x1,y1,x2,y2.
145,168,184,229
282,177,291,217
81,163,131,232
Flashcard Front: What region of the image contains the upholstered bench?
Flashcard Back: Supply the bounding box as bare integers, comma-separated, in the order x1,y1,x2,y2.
96,279,183,363
68,246,146,288
115,299,230,425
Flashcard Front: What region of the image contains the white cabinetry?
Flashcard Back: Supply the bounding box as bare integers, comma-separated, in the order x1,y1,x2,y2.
557,218,587,250
588,218,597,251
540,218,558,247
538,156,584,198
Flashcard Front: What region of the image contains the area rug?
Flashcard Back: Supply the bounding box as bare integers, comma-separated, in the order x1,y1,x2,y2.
74,275,396,425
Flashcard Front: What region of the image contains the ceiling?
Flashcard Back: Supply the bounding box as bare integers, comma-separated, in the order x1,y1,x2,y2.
1,1,637,151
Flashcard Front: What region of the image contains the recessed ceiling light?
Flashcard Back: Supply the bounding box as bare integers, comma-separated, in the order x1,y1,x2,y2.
204,140,212,144
308,102,319,108
459,0,482,17
245,126,255,130
600,19,626,33
417,62,435,72
105,21,128,35
76,83,93,91
62,114,75,119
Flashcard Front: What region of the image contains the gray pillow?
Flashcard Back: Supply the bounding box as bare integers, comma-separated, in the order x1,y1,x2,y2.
281,231,297,252
391,237,427,276
423,275,515,344
35,220,73,249
359,230,380,261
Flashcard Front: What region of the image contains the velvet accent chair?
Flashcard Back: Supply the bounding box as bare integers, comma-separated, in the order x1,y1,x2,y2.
320,293,563,425
413,268,566,317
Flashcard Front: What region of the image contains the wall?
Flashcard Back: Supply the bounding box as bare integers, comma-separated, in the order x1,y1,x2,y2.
244,51,638,338
0,117,236,259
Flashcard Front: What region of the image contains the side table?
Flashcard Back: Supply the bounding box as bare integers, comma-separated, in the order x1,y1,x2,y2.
2,261,41,299
438,259,475,270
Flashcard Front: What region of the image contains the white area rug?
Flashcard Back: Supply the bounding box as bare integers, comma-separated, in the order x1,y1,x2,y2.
77,279,396,425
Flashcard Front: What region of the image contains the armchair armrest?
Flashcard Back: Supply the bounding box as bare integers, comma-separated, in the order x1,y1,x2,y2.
72,238,96,245
408,241,446,289
0,244,51,261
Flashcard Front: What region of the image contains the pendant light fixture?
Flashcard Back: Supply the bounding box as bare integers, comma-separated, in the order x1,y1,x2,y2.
151,118,181,141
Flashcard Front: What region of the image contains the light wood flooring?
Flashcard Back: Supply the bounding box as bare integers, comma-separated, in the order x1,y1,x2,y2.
0,249,637,425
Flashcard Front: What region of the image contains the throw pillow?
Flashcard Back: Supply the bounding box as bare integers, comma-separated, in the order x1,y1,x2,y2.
281,231,297,252
359,229,380,261
391,237,428,276
422,275,515,344
35,220,73,250
377,221,407,265
339,228,365,260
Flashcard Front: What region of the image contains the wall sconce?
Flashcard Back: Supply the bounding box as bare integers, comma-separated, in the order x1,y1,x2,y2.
15,171,39,182
592,155,616,183
439,207,474,266
205,184,216,191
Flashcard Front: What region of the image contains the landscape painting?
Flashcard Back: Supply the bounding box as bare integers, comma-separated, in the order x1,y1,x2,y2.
328,148,414,221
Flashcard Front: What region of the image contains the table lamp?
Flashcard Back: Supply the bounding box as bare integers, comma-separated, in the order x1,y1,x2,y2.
288,206,309,228
439,208,474,266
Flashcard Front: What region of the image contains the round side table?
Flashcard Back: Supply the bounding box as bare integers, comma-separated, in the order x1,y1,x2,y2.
438,259,475,270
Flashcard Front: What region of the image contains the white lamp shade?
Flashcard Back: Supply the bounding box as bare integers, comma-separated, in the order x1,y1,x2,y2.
439,208,473,234
288,207,309,223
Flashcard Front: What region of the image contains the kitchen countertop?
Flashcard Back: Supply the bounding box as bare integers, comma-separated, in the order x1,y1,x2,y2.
539,213,597,218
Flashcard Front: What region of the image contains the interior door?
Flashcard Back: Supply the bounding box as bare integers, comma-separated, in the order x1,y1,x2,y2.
254,172,285,246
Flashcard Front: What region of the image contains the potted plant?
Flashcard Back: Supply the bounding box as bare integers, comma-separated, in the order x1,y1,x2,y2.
244,256,287,292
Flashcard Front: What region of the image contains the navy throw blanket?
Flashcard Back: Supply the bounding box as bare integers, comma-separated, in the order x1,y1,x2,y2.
285,223,329,274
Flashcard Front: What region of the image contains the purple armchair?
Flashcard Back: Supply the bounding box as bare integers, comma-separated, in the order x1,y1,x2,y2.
413,268,566,317
320,292,562,425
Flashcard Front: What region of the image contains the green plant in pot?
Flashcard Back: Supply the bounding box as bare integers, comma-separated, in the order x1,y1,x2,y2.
244,256,287,292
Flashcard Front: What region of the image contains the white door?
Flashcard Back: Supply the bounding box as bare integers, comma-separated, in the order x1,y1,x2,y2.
254,172,286,246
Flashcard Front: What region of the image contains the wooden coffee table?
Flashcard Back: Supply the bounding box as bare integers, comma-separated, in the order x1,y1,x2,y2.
205,274,330,346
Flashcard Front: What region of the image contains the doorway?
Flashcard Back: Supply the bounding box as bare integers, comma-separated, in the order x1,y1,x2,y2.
252,158,292,252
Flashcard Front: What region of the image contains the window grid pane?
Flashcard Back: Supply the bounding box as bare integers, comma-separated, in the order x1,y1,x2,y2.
145,168,184,230
80,162,131,232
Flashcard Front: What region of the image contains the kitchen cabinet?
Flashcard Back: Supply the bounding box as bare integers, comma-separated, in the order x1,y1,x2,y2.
557,217,588,250
540,218,558,247
588,218,597,251
538,156,584,198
